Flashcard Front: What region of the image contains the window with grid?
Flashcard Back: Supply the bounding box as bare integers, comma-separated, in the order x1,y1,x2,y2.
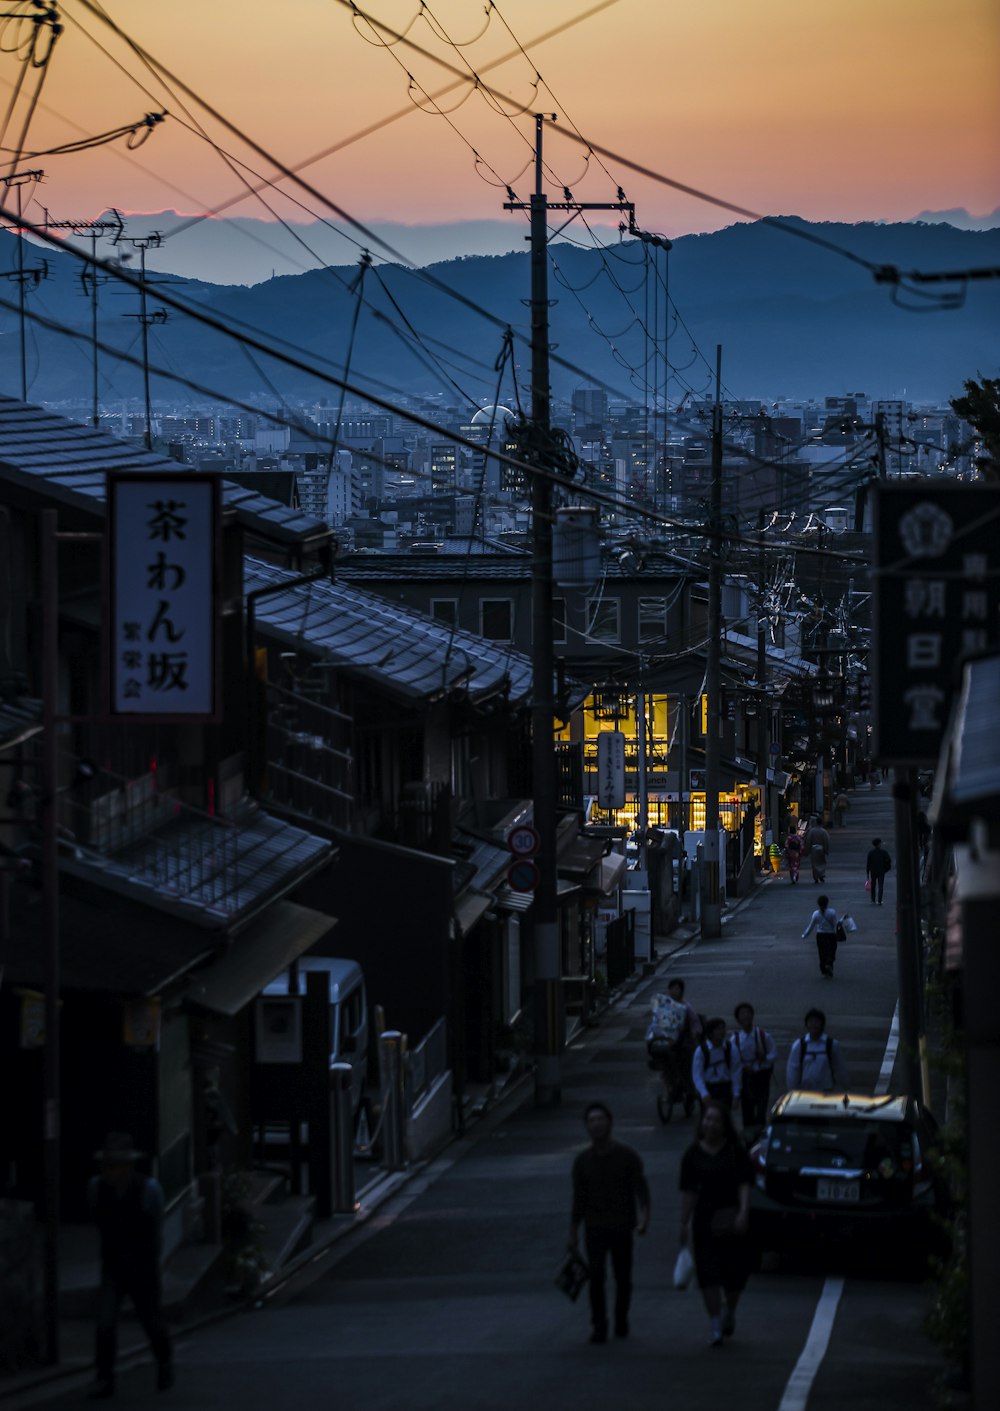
552,597,567,645
638,596,667,643
585,597,620,643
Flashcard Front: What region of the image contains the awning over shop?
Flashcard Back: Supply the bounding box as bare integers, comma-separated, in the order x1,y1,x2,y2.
688,748,758,791
2,878,220,996
931,652,1000,836
594,851,628,895
182,900,337,1016
453,888,494,937
557,835,607,882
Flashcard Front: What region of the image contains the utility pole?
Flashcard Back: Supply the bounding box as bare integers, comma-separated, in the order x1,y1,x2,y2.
41,211,124,427
41,211,123,424
120,233,166,451
504,116,633,1105
1,172,48,400
701,346,724,937
756,508,770,849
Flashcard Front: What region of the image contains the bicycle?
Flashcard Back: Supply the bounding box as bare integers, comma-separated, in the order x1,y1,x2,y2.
648,1037,696,1124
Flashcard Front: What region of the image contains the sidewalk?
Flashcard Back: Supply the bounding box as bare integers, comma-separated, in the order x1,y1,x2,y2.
0,781,901,1404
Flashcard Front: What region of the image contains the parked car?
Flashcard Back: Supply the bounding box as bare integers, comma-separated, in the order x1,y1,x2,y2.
748,1090,949,1268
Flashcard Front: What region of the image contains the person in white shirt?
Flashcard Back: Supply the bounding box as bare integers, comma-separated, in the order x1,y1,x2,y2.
692,1018,741,1113
801,893,839,978
729,1003,777,1131
785,1008,849,1093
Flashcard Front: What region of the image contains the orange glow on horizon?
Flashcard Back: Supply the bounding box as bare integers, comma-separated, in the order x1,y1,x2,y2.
1,0,995,242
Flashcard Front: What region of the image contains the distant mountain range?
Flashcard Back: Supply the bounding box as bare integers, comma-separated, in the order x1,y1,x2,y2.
3,217,998,408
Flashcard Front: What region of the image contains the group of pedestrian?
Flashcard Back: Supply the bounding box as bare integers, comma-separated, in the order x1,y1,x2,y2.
573,996,851,1351
690,1003,777,1133
569,1097,752,1353
783,814,831,884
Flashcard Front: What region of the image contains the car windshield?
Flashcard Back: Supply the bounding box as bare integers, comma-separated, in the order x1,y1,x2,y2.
769,1119,910,1165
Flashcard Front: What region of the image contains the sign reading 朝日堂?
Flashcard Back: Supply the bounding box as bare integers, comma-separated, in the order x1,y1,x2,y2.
108,473,221,719
872,482,1000,765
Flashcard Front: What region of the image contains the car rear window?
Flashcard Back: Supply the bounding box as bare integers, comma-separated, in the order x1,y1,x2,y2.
769,1119,911,1165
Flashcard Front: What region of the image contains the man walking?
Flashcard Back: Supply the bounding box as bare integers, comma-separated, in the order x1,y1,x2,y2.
834,791,849,827
88,1132,173,1399
568,1103,650,1344
729,1003,777,1131
785,1008,850,1093
866,837,892,905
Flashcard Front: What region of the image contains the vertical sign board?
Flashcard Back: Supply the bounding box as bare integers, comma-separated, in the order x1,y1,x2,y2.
873,482,1000,765
597,729,626,810
108,474,221,719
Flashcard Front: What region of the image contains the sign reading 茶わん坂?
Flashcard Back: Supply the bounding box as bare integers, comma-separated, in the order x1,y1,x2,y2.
108,474,220,719
872,483,1000,765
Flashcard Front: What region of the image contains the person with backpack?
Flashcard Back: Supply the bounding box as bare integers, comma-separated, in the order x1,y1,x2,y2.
692,1018,742,1113
785,1008,849,1093
866,837,893,906
729,1003,777,1132
801,893,841,978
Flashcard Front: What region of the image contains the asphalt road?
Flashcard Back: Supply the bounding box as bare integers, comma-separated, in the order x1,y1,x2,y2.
21,782,949,1411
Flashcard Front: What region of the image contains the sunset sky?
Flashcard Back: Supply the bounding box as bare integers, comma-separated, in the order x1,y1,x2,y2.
2,0,998,260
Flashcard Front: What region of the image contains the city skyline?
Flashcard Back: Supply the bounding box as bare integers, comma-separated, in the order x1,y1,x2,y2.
3,0,996,280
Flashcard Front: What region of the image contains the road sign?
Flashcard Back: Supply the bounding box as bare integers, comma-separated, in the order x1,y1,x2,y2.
506,859,540,893
507,824,540,857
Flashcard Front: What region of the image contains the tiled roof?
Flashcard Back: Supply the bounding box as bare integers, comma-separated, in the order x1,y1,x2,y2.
0,396,329,546
58,796,332,931
246,556,537,706
338,550,695,583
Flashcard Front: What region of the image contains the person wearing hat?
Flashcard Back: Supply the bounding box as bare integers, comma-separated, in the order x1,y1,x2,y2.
88,1132,173,1399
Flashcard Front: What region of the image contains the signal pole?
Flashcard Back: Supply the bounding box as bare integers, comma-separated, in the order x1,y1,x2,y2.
702,346,724,937
504,116,633,1105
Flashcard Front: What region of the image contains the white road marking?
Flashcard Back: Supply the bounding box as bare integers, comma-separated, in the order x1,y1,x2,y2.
775,998,899,1408
875,1000,900,1095
777,1277,845,1411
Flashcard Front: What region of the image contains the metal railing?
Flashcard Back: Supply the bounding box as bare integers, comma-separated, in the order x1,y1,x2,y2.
406,1016,448,1106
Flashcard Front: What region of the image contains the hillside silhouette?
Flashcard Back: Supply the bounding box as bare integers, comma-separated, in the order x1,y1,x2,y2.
3,218,997,407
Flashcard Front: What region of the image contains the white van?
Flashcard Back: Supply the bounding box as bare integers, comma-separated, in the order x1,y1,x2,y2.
257,957,369,1116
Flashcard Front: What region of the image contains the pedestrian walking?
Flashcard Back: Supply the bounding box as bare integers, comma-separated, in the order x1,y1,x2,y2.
87,1132,173,1400
866,837,892,905
568,1102,650,1344
783,825,802,883
785,1008,850,1093
801,893,840,977
834,791,849,828
692,1018,741,1113
678,1100,754,1348
729,1003,777,1133
803,817,830,883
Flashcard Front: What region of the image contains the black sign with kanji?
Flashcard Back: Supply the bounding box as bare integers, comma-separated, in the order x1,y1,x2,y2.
872,482,1000,765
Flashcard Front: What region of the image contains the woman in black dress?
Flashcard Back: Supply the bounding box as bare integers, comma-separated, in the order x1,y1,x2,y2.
678,1099,754,1347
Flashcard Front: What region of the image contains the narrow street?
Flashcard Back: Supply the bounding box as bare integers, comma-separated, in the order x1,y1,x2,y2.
18,784,947,1411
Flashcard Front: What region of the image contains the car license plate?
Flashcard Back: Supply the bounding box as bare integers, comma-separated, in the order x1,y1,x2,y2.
817,1179,860,1202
